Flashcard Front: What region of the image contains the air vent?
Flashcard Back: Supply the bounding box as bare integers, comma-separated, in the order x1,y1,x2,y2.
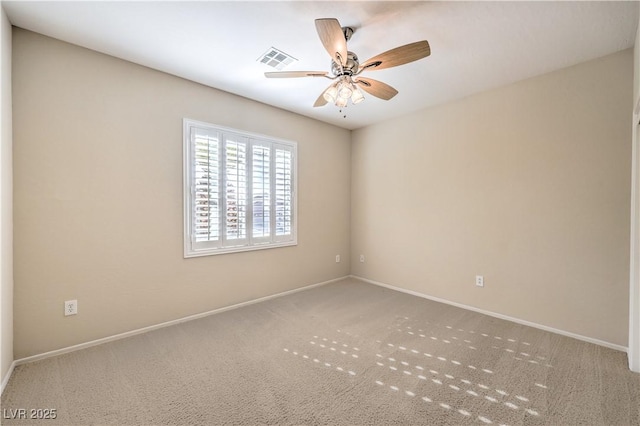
257,47,297,70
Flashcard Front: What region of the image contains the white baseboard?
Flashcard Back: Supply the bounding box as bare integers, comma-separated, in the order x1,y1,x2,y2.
1,360,16,395
13,275,349,367
351,275,628,353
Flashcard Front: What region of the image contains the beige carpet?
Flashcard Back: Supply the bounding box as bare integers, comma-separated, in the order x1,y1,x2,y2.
2,278,639,425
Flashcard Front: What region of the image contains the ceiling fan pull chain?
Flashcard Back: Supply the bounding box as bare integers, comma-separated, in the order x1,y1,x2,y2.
339,104,348,119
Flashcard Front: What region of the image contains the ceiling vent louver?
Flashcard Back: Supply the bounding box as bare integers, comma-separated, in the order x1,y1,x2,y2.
257,47,297,70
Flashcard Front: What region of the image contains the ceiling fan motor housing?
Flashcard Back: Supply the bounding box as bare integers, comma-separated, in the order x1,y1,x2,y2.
331,51,359,76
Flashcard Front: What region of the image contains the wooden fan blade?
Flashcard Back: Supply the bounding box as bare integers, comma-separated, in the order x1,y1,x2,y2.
313,83,332,107
355,77,398,100
265,71,328,78
359,41,430,72
315,18,348,66
313,93,328,108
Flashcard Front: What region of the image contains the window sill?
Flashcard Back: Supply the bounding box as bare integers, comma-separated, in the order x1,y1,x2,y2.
184,240,297,258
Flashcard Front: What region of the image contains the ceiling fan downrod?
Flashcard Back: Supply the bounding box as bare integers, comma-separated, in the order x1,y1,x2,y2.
342,26,354,42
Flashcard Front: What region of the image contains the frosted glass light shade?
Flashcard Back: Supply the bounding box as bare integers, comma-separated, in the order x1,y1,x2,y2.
351,87,365,104
337,80,353,99
323,85,338,103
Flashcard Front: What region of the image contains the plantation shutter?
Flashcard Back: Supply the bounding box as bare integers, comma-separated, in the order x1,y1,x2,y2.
252,143,271,242
191,126,221,250
223,134,248,245
184,119,296,257
274,144,294,242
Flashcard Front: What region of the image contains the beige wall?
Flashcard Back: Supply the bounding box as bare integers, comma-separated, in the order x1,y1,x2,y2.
12,29,351,359
351,49,633,347
629,10,640,371
635,15,640,107
0,7,13,383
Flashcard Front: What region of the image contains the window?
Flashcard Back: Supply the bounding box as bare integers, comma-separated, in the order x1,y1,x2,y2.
183,119,297,257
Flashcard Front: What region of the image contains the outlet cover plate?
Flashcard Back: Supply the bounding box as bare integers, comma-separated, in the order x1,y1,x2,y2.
64,300,78,316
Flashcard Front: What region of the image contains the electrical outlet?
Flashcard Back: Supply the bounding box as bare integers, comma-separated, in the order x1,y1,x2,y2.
359,254,365,263
475,276,484,287
336,255,341,263
64,300,78,316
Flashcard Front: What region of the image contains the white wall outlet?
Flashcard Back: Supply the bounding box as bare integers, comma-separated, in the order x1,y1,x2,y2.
475,276,484,287
336,255,341,263
64,299,78,316
360,254,365,263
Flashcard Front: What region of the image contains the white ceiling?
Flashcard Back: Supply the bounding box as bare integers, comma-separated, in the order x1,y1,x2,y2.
4,1,639,130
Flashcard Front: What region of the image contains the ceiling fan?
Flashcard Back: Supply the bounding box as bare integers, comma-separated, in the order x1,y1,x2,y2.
264,18,431,108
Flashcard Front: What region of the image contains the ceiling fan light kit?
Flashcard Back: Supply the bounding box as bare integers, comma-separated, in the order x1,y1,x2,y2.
322,76,365,107
265,18,431,111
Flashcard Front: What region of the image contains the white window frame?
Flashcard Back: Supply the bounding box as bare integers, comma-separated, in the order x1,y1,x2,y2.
183,119,297,258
